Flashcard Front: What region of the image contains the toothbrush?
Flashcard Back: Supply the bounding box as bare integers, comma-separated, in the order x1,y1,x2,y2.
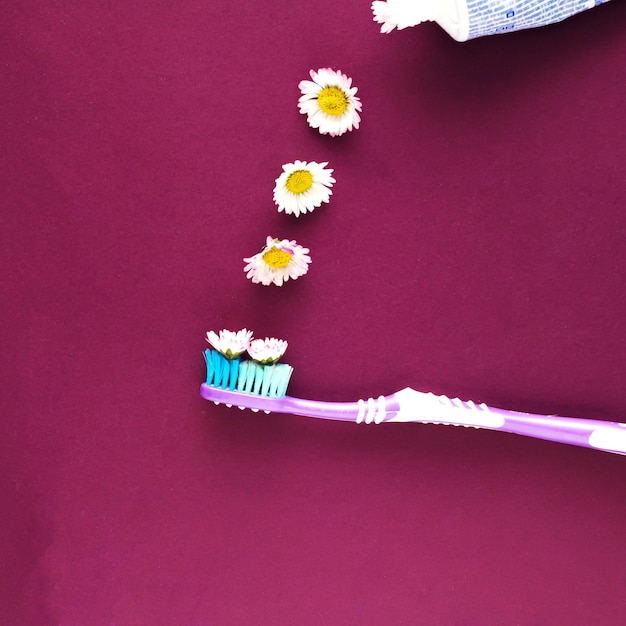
201,350,626,456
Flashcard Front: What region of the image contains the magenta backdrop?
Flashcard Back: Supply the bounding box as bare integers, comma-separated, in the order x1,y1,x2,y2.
2,1,626,624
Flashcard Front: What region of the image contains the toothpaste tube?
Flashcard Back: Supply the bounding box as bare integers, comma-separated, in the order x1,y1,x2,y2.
372,0,611,41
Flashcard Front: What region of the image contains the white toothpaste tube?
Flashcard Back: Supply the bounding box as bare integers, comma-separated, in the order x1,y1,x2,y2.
372,0,611,41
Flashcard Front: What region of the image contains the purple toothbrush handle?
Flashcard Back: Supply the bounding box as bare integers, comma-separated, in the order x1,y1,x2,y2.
200,385,626,455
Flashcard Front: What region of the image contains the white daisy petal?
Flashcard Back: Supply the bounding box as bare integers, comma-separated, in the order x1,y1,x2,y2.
297,68,362,137
243,236,311,287
273,160,335,217
298,81,320,95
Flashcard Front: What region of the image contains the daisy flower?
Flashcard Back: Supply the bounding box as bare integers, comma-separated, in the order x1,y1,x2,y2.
243,236,311,287
206,328,253,359
298,68,362,137
371,0,430,33
273,160,335,217
247,337,288,364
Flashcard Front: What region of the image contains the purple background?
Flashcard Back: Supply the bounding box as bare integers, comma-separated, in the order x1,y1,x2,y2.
2,1,626,624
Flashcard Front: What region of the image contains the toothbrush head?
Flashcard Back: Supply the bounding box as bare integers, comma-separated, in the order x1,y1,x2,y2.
203,349,293,398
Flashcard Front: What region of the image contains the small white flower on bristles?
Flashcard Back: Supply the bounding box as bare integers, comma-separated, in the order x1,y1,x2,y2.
273,160,335,217
371,0,429,33
298,68,362,137
248,337,288,364
243,236,311,287
206,328,253,359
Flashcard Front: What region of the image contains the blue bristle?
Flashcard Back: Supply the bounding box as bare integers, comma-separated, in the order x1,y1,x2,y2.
260,365,274,396
212,351,224,386
252,362,264,395
203,350,210,383
228,358,239,390
204,349,217,385
278,366,293,396
267,366,280,397
211,351,221,385
237,360,250,392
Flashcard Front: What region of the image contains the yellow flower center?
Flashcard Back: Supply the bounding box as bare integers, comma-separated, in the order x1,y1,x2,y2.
317,86,348,117
285,170,314,195
262,246,293,269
